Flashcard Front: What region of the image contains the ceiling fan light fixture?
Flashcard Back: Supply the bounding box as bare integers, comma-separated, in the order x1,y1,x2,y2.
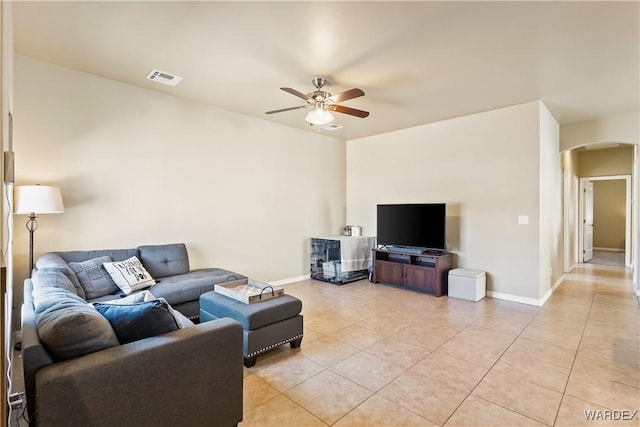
305,107,334,125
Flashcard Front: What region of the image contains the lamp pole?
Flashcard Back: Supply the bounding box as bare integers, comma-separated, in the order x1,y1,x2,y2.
25,213,38,278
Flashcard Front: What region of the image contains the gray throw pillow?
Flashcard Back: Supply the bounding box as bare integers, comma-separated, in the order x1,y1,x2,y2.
94,300,179,344
34,287,119,361
68,256,119,300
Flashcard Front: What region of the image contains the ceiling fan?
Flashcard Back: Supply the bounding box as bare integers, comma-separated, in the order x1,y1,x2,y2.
265,77,369,126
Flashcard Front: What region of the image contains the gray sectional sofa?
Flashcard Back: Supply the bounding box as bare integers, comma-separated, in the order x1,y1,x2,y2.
21,243,246,427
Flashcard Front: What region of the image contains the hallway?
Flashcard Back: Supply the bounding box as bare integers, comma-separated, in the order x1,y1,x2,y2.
590,250,626,267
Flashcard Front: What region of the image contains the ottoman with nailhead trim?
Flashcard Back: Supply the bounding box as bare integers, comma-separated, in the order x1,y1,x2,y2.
199,290,303,367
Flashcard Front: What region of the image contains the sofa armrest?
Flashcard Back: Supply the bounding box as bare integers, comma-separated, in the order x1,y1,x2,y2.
21,302,54,424
35,318,243,427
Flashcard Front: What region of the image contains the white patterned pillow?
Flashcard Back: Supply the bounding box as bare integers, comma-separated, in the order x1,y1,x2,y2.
103,256,156,295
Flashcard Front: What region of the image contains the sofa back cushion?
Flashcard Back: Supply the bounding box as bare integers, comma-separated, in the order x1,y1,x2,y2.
35,253,86,299
31,268,78,296
33,287,119,361
56,248,139,264
68,256,120,300
138,243,190,278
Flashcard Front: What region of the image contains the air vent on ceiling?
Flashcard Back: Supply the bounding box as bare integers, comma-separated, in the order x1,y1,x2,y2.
146,69,183,86
317,123,343,131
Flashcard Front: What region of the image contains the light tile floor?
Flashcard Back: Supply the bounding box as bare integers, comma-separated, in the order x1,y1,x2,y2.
241,263,639,427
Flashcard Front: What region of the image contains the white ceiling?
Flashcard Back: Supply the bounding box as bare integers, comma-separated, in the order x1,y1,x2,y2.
12,1,640,141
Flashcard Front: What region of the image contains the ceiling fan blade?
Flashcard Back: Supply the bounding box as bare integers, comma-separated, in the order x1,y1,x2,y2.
265,105,308,115
281,87,310,101
327,88,365,103
327,104,370,118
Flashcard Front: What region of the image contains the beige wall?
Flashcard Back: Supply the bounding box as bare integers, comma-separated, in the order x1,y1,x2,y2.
560,112,639,151
593,180,626,250
13,56,346,300
578,146,634,177
347,101,550,302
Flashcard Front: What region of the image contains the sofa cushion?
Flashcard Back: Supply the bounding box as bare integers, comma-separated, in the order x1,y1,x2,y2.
68,256,119,300
56,248,139,264
103,256,156,295
149,268,247,306
138,243,190,278
35,253,86,299
31,268,78,296
34,287,119,361
159,297,195,329
99,290,156,304
94,300,180,344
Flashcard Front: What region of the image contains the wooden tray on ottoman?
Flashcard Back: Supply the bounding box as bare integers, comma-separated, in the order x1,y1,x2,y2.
214,279,284,304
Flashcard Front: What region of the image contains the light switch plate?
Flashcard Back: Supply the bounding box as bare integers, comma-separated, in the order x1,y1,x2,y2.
518,215,529,225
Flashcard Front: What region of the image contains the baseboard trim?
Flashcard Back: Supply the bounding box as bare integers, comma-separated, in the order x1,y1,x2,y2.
268,275,310,287
485,291,541,306
486,275,564,307
593,247,625,252
539,275,565,306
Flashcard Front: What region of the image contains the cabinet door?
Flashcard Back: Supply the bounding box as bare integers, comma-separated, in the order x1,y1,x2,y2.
405,264,436,294
375,260,405,286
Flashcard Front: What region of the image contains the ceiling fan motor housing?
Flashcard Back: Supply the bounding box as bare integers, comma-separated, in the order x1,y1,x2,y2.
312,77,328,89
309,91,331,103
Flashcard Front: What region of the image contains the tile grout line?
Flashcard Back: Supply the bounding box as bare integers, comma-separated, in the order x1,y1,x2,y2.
439,303,545,426
550,273,600,426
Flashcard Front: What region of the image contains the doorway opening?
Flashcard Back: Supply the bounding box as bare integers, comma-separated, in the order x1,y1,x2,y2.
579,175,631,267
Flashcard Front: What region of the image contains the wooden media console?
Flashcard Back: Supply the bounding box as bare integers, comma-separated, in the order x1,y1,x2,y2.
372,249,453,296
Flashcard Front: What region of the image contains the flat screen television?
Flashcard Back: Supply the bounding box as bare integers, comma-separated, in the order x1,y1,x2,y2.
376,203,446,252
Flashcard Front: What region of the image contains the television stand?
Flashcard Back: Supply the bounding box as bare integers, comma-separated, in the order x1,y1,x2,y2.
372,249,453,296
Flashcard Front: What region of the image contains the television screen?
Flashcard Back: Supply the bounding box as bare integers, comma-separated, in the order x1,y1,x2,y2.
376,203,446,251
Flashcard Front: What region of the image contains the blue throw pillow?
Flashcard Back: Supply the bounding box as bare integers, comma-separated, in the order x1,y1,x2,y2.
94,300,179,344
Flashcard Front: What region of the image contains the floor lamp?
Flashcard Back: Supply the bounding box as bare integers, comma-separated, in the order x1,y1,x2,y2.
14,185,64,277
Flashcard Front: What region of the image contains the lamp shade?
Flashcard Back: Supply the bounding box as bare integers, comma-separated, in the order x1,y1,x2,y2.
14,185,64,215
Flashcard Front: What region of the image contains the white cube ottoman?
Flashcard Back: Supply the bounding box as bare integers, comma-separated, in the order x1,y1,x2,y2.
448,268,486,302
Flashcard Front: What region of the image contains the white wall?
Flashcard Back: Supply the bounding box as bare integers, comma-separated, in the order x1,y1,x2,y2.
13,56,346,296
538,103,562,302
561,149,580,271
347,101,546,302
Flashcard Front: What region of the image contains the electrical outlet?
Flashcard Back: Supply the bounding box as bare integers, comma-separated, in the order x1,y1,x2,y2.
9,392,24,409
